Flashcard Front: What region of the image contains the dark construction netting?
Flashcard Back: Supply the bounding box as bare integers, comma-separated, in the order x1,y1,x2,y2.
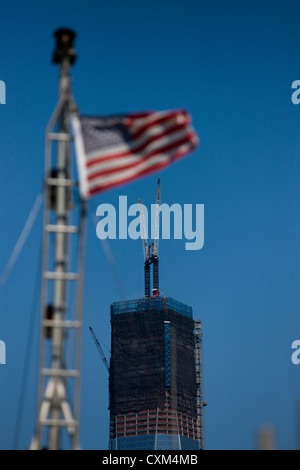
109,298,197,418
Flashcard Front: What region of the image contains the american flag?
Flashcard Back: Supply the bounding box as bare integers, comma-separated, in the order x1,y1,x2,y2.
72,109,199,199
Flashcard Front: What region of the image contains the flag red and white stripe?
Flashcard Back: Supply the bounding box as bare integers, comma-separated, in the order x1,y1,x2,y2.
72,109,199,199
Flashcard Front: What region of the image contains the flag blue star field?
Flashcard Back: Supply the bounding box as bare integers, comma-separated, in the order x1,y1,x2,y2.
72,109,199,198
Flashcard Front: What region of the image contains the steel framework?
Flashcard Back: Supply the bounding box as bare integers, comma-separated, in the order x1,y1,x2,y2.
30,29,86,450
194,319,205,450
138,178,161,298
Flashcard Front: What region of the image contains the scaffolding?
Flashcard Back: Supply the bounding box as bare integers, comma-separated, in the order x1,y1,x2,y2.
109,295,199,450
194,319,205,450
111,296,193,319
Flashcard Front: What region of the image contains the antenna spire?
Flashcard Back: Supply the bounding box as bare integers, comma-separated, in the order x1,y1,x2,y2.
139,178,161,298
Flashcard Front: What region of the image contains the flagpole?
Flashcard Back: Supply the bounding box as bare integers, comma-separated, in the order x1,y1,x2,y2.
31,29,86,450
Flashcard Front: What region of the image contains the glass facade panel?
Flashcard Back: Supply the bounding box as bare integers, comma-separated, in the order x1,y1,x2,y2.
112,434,155,450
111,434,199,451
155,434,180,450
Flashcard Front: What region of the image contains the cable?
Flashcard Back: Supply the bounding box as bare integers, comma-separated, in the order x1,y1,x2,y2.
12,242,42,450
0,190,43,295
89,200,126,300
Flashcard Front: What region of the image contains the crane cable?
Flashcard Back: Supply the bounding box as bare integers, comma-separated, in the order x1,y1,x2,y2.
89,199,126,300
12,241,42,449
0,190,43,295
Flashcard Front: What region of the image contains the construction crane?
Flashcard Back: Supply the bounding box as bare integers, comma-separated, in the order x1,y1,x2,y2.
138,178,161,298
152,178,161,297
89,327,109,372
139,198,152,297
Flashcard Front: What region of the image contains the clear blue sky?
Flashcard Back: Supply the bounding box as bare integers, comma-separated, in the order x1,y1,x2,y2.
1,0,300,450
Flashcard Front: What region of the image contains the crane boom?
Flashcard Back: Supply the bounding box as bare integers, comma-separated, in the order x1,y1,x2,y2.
138,178,161,297
152,178,161,296
153,178,161,257
139,198,150,262
139,198,152,297
89,327,109,372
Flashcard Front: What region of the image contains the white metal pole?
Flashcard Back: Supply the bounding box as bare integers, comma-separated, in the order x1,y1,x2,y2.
31,29,86,450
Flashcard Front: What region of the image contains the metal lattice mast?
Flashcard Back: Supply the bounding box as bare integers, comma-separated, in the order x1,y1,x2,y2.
152,178,161,296
138,178,161,298
139,198,151,297
194,319,205,450
30,29,86,450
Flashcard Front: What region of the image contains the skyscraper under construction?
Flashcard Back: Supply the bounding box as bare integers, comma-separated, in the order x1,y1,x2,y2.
108,180,205,451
